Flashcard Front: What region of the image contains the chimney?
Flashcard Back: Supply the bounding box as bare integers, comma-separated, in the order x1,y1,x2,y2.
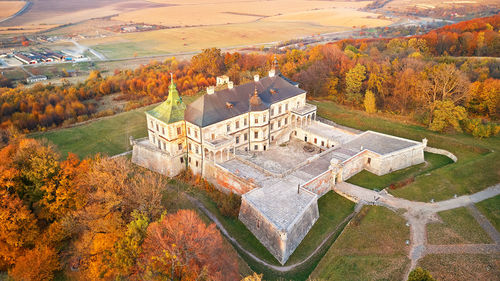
207,86,215,95
254,74,259,82
228,81,234,89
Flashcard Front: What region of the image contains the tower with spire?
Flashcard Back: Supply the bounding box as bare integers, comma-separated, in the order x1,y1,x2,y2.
143,74,187,174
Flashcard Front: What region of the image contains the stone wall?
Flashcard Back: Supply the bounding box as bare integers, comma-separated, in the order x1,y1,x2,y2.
368,146,425,176
302,169,332,196
341,152,367,181
424,146,457,162
132,140,184,177
238,190,319,265
282,198,319,263
203,161,258,195
238,199,284,262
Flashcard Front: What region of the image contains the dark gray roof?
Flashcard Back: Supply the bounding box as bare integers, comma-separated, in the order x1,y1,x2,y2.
185,75,305,127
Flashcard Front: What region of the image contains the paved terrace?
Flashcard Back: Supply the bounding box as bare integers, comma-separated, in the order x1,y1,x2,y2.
343,131,421,155
303,121,357,144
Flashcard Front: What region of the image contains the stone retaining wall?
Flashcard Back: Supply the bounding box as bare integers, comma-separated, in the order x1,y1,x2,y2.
424,146,458,162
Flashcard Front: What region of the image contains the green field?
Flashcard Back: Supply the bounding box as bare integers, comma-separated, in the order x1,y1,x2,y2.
312,100,500,202
418,254,500,281
31,105,154,159
347,152,454,190
427,207,492,245
310,206,410,280
476,195,500,233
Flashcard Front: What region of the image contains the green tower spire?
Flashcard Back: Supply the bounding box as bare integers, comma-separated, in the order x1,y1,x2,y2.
146,73,186,124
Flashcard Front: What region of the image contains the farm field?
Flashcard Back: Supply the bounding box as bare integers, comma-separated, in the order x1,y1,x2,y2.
82,21,343,59
310,206,410,280
0,1,26,20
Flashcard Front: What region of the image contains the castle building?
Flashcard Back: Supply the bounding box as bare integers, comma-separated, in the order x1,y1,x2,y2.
131,63,427,265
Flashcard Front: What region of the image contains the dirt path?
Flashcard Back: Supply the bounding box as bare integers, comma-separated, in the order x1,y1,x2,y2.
334,182,500,279
186,194,363,272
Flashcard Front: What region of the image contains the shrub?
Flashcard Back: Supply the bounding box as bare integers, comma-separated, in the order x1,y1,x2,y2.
463,118,500,138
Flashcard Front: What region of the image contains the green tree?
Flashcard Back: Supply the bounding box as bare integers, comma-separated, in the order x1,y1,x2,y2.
345,63,366,105
429,100,467,132
408,267,435,281
112,211,150,278
364,90,377,113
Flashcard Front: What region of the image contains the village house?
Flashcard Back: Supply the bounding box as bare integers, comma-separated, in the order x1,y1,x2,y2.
131,62,427,264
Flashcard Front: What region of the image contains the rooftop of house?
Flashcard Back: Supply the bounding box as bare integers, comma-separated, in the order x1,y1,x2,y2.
185,74,304,127
342,131,422,156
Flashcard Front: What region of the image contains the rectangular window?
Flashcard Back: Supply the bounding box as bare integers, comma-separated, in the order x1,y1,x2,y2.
227,124,230,132
177,127,181,135
162,127,165,135
150,120,153,127
244,133,248,141
321,141,325,146
270,123,274,130
156,124,159,131
284,118,288,125
254,132,258,139
196,160,199,167
236,121,239,129
271,108,274,116
285,104,288,111
195,131,198,138
314,138,317,144
368,158,371,164
279,105,282,114
163,142,166,150
189,157,191,163
263,115,266,123
188,127,191,135
196,146,199,154
254,145,258,150
236,136,240,144
255,118,258,124
178,143,182,151
278,120,281,128
244,118,247,126
180,157,184,163
189,143,192,150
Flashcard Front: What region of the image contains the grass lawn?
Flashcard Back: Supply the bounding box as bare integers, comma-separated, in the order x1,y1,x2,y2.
427,207,492,245
312,100,500,202
476,195,500,233
310,206,410,281
418,254,500,281
31,94,201,159
347,152,453,190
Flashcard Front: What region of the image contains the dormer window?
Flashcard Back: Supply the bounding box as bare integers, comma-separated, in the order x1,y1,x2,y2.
226,102,233,109
270,89,276,95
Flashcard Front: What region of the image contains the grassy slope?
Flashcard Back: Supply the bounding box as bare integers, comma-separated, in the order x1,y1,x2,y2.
312,100,500,202
30,94,201,159
418,254,500,281
310,206,410,281
476,195,500,233
427,207,492,244
347,152,453,190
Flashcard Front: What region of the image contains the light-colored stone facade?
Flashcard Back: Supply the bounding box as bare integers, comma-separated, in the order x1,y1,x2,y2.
132,68,428,265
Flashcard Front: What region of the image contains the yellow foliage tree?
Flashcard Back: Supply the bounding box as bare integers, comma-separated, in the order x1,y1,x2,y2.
364,90,377,113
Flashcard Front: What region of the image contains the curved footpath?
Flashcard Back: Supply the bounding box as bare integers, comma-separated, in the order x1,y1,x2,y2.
334,182,500,279
186,182,500,277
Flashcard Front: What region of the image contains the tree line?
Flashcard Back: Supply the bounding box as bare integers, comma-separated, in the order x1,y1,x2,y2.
0,137,246,280
0,14,499,137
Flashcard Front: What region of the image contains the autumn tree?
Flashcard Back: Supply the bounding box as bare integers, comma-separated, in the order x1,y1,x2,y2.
0,189,39,270
191,48,225,76
429,100,467,132
345,63,366,105
418,63,470,123
141,210,239,281
408,267,436,281
364,90,377,113
8,245,60,281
